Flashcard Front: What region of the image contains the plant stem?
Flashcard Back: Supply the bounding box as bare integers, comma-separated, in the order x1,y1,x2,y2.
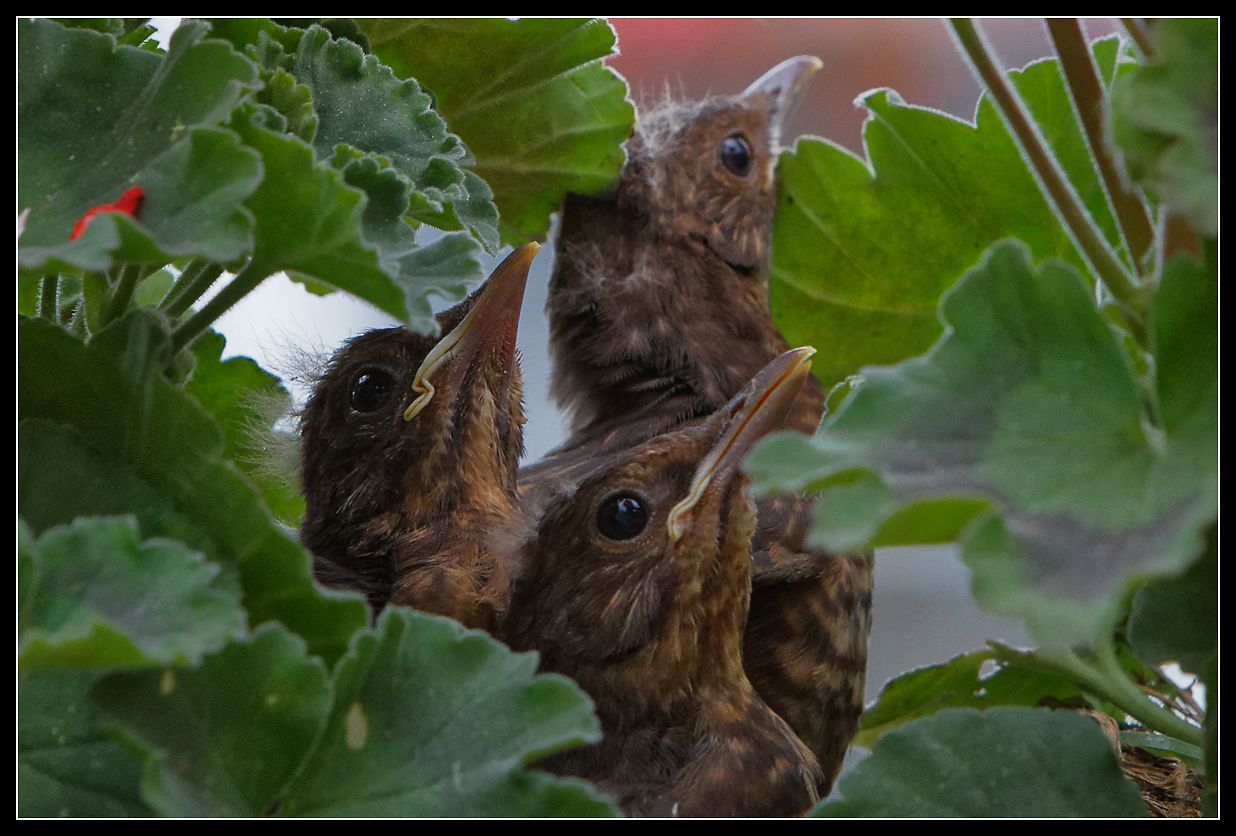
102,263,143,324
38,275,59,320
1120,18,1156,58
949,19,1149,335
161,260,226,318
990,642,1204,747
68,301,87,336
1047,18,1156,272
161,258,209,308
1068,646,1203,747
170,261,269,355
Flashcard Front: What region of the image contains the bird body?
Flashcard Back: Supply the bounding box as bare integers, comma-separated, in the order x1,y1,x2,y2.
503,350,823,817
299,244,537,628
526,57,873,791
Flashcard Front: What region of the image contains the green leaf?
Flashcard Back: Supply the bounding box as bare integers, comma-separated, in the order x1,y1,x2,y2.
200,17,302,57
814,707,1147,817
336,153,483,324
20,420,218,555
292,25,499,252
857,648,1082,748
362,18,634,243
50,18,129,36
134,268,176,307
18,314,368,664
19,669,150,817
19,516,245,670
281,609,616,817
257,67,319,143
770,40,1124,390
18,19,262,272
1113,19,1217,236
186,331,305,525
228,109,446,333
1128,526,1215,675
748,241,1217,648
1118,731,1204,765
95,625,331,817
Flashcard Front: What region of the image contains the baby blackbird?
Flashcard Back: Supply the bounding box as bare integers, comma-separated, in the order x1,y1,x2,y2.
503,348,823,818
299,244,537,629
527,57,872,789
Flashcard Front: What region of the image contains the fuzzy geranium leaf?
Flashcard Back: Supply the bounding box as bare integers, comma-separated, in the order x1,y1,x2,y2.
749,241,1217,649
18,668,151,817
1113,19,1217,237
279,609,617,817
856,648,1083,748
186,331,305,526
18,314,368,664
95,625,331,817
361,18,634,244
19,516,245,671
18,19,262,273
814,708,1147,816
769,39,1125,391
292,25,499,253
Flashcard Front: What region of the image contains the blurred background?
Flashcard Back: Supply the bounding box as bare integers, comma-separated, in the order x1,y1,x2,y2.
168,17,1122,752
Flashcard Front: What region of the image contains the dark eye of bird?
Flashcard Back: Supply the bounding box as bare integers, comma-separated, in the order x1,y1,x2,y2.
597,493,649,541
349,368,394,414
720,134,752,176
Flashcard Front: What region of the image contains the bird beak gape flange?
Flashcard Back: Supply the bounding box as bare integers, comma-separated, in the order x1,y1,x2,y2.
402,243,538,422
667,347,816,542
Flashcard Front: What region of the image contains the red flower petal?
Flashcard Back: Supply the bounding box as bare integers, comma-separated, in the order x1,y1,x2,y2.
69,187,145,241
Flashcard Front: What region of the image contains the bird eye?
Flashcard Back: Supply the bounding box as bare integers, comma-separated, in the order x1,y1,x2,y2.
597,493,649,541
719,134,752,176
349,368,394,414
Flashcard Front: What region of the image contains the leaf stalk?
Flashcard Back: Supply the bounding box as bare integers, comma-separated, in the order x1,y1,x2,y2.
1046,19,1156,272
990,642,1203,748
102,263,144,325
1120,18,1156,58
949,19,1149,336
161,259,226,317
170,261,270,355
37,274,59,320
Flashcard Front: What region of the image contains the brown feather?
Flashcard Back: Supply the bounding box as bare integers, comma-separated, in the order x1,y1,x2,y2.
526,61,871,792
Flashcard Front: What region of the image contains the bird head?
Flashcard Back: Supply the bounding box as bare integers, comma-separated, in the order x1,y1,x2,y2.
504,347,815,701
620,56,821,274
299,243,537,595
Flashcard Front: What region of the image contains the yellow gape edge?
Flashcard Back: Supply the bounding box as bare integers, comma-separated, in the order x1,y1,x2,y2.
667,347,816,542
402,329,461,421
402,241,540,422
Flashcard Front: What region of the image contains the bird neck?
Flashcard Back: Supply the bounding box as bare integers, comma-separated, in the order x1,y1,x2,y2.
387,498,523,631
547,194,823,454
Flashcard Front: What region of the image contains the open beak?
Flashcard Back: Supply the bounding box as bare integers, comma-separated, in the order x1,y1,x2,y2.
403,242,538,421
668,347,816,542
743,55,823,141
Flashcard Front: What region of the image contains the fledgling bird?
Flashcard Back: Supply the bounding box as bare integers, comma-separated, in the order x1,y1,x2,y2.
503,349,823,818
299,244,537,629
525,57,872,790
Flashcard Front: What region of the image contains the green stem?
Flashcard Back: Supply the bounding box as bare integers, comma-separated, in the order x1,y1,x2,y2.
1068,648,1203,747
161,258,208,305
170,262,269,355
160,258,210,310
949,19,1149,337
1120,18,1156,58
990,642,1204,747
102,263,142,324
68,301,87,337
1047,19,1156,271
37,275,59,320
161,260,225,318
